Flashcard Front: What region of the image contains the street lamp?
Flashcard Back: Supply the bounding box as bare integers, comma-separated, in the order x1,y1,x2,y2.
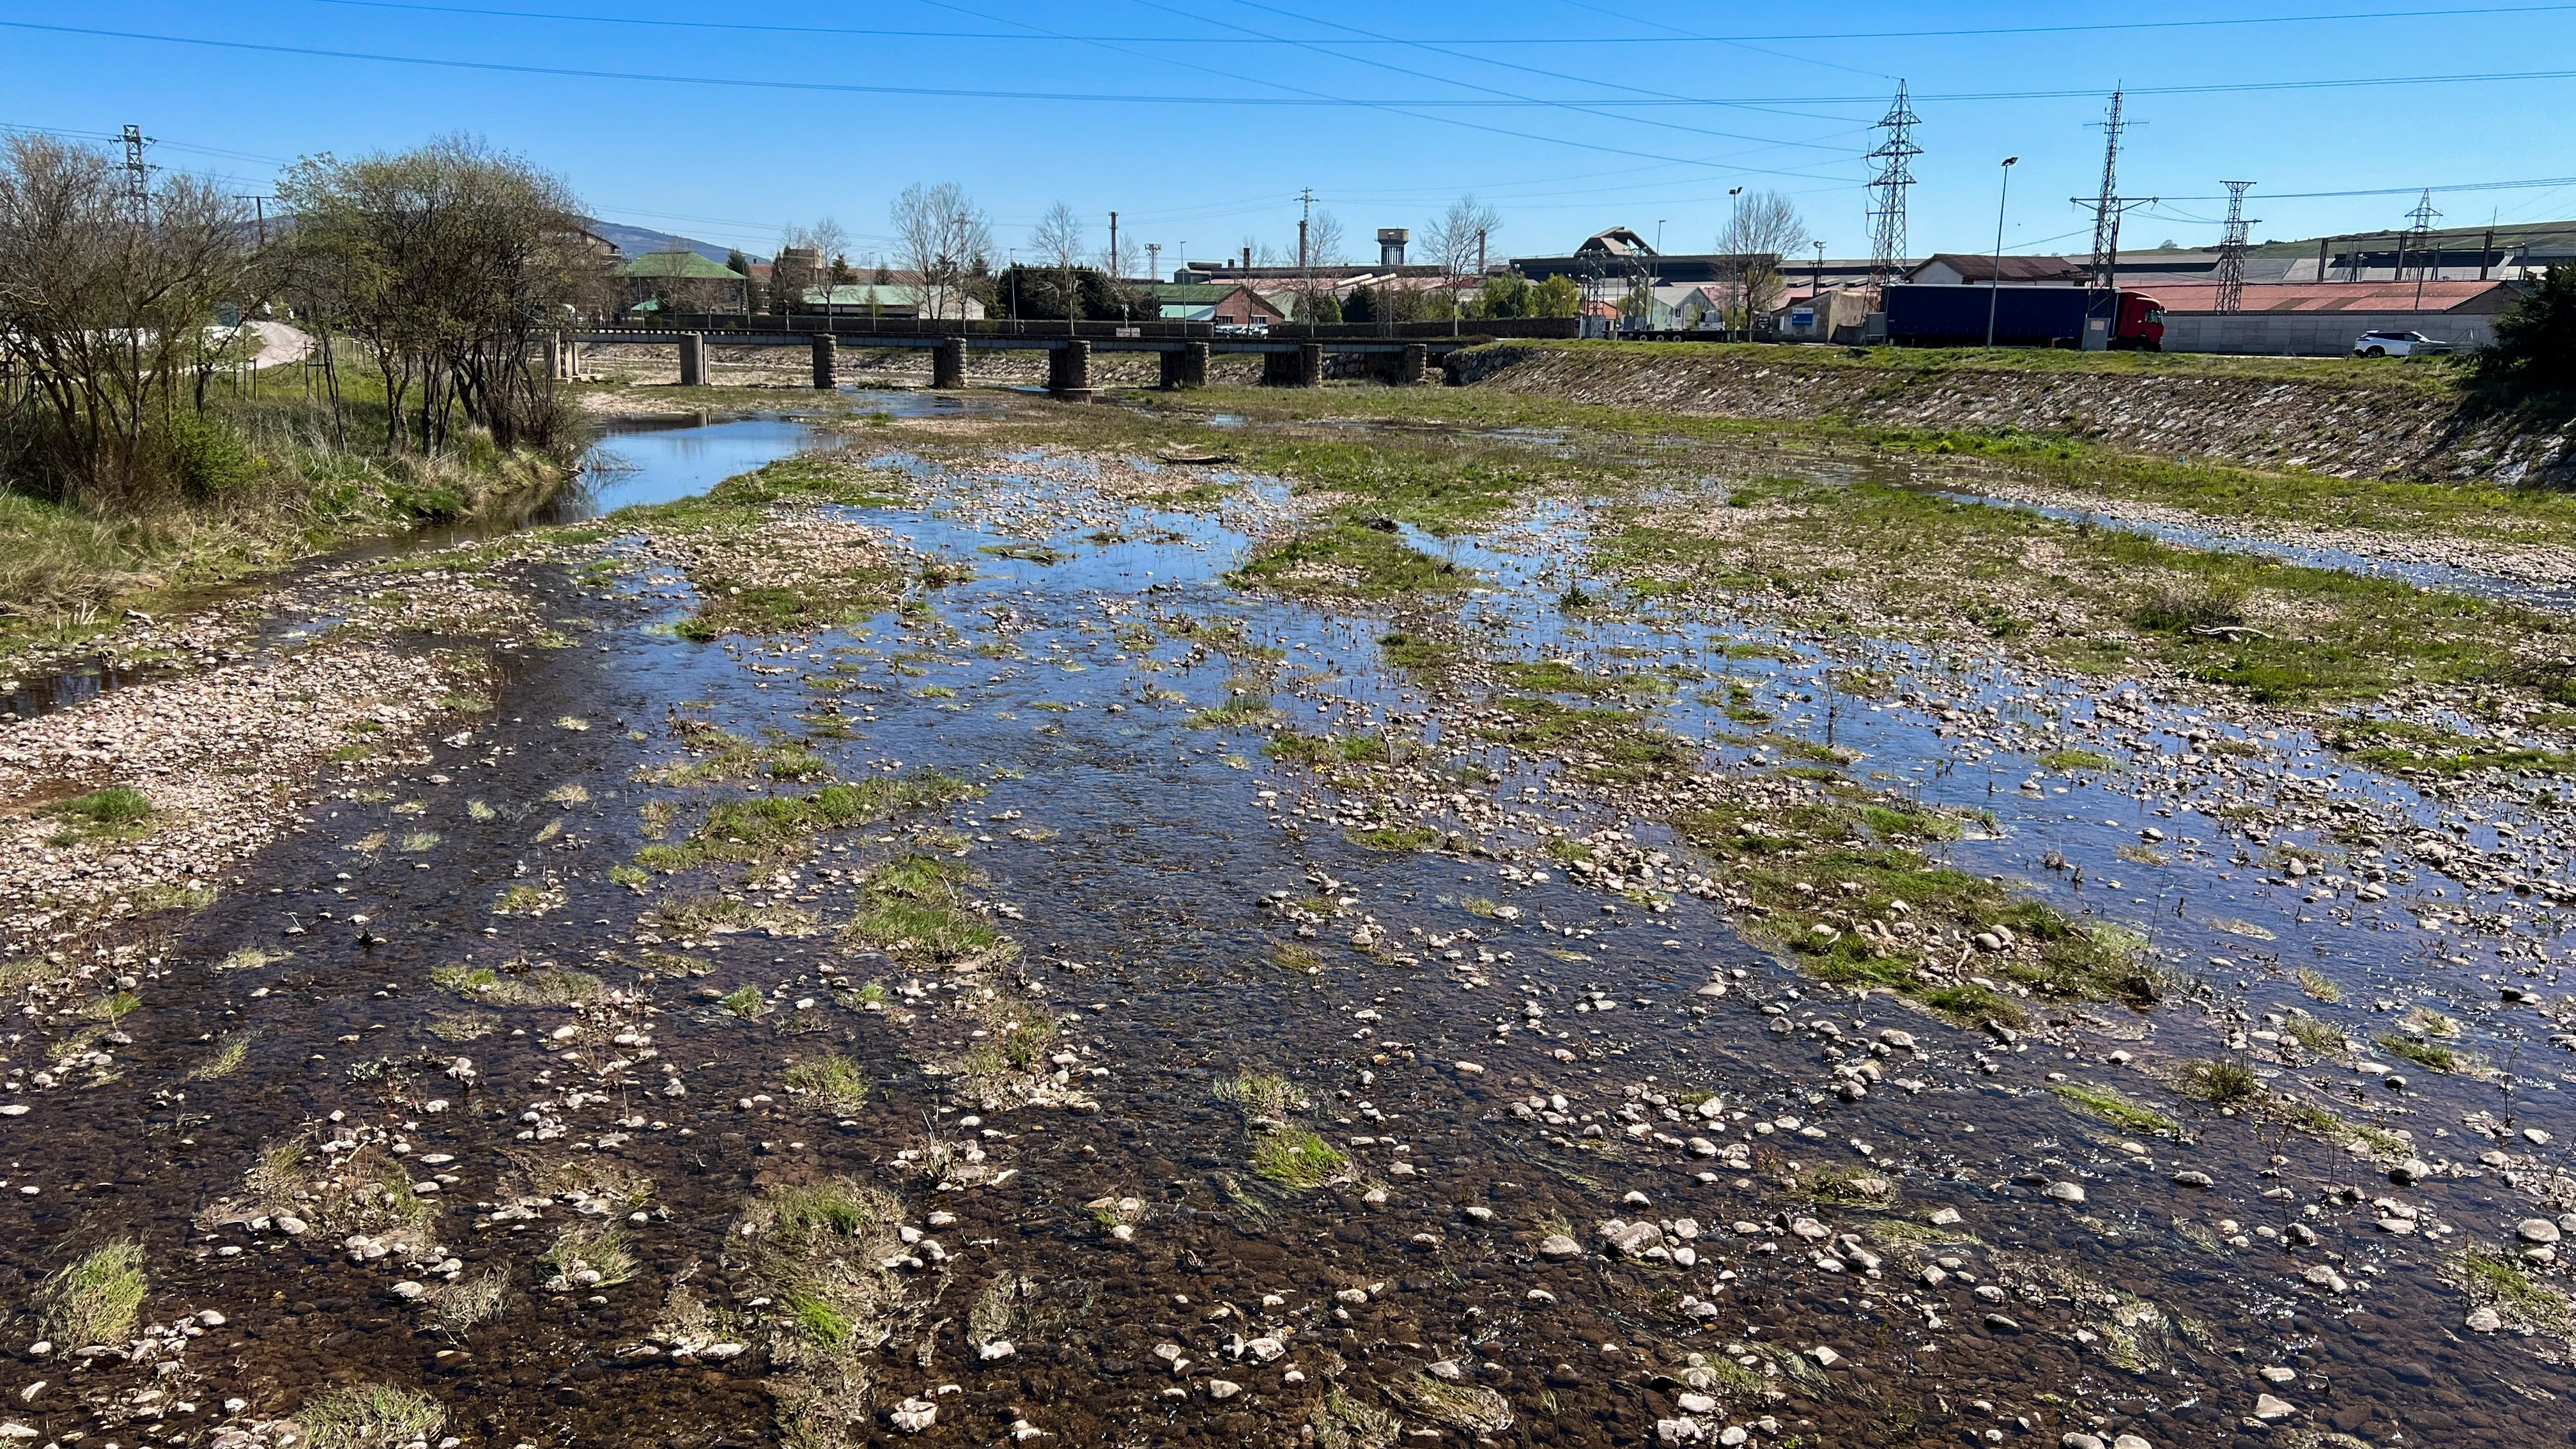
1652,219,1666,332
1725,188,1744,338
1985,157,2019,349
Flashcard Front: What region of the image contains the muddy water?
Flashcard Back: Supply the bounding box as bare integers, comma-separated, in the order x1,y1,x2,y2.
6,417,2575,1449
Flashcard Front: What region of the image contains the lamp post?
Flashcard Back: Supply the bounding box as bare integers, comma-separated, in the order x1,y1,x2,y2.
1810,240,1826,339
1985,156,2019,349
1652,219,1665,332
1724,187,1744,337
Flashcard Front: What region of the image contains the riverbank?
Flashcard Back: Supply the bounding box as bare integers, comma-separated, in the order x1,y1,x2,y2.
1447,338,2576,486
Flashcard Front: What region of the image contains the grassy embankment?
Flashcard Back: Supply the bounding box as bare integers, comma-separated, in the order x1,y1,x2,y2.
0,375,586,660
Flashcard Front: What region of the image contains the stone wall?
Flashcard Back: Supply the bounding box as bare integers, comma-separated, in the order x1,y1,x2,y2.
1445,343,2576,484
2162,311,2497,357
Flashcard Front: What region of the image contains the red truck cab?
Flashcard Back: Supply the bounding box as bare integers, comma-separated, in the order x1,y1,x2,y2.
2115,291,2166,350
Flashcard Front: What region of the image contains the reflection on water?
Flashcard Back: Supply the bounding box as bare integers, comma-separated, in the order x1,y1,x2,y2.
556,396,988,522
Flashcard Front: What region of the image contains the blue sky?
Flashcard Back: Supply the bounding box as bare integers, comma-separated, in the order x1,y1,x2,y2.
6,0,2574,267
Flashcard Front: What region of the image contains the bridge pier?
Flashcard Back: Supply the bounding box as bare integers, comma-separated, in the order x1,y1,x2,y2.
933,337,967,389
810,334,838,389
1047,340,1093,398
1399,343,1428,386
677,333,707,387
1160,342,1208,390
1262,343,1323,388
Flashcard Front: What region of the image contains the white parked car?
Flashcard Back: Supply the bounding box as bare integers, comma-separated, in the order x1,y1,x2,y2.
2352,329,2453,357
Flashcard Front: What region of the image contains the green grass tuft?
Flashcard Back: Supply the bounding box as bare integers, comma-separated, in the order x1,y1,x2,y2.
33,1239,147,1347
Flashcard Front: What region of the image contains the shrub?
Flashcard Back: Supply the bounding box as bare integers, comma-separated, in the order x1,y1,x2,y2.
2477,263,2576,396
162,411,262,499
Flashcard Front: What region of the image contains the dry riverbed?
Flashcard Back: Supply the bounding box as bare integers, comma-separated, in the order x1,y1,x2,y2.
0,389,2572,1449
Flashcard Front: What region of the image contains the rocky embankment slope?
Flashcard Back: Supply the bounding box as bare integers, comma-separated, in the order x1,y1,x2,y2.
1447,342,2576,484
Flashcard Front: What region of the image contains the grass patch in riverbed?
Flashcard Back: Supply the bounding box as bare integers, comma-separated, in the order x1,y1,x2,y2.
1227,516,1474,598
638,770,979,872
1671,784,2159,1025
1476,696,1696,785
1495,658,1676,699
2375,1033,2460,1073
1184,693,1279,729
295,1384,448,1449
45,786,155,845
429,964,605,1008
2318,717,2576,777
34,1239,146,1347
539,1222,638,1290
2053,1081,2179,1136
2455,1247,2576,1335
1346,824,1444,853
2173,1058,2260,1104
783,1053,871,1114
841,853,1003,966
1598,477,2576,720
1251,1129,1350,1188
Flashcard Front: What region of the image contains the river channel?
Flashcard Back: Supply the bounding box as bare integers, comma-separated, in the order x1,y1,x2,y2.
1,396,2572,1449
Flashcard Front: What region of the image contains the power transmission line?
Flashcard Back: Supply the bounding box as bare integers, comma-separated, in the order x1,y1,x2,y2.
1863,82,1920,294
23,21,2576,114
298,0,2576,49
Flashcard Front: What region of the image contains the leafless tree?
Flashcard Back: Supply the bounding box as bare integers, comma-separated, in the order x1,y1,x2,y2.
1422,196,1501,332
785,217,851,267
1306,211,1348,267
891,182,993,322
279,136,599,455
1715,190,1809,333
0,134,260,503
1033,201,1085,330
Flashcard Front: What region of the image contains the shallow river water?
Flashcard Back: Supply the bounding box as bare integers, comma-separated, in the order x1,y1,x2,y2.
3,404,2574,1449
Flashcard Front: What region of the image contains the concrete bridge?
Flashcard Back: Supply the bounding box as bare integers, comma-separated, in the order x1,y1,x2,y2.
560,314,1579,395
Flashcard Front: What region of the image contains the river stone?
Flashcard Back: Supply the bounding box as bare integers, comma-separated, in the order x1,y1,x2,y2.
2044,1181,2086,1204
2467,1306,2503,1332
2111,1437,2150,1449
2518,1218,2563,1244
2253,1394,2295,1421
2172,1170,2212,1188
890,1399,937,1434
1538,1234,1582,1260
2060,1436,2106,1449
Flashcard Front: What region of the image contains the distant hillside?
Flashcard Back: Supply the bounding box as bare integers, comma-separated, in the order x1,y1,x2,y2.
582,218,762,267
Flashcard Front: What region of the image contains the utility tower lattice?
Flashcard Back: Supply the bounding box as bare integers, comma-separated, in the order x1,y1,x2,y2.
2086,89,2129,286
120,124,150,214
2214,181,2258,314
1863,82,1920,294
2405,189,2443,279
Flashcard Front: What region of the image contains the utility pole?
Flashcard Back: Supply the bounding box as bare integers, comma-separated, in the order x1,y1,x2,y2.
1109,211,1120,281
1810,241,1825,337
2072,89,2154,302
2085,89,2127,290
120,123,150,217
1864,81,1921,300
2405,189,2442,308
1297,187,1316,325
2214,181,2257,314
